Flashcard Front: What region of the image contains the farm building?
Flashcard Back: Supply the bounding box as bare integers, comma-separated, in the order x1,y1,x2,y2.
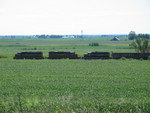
111,36,120,41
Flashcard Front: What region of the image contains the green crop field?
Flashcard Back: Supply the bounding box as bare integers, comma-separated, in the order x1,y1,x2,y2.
0,37,150,113
0,37,133,59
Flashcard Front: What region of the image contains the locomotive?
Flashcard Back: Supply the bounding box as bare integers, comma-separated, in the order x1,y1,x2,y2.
13,51,150,60
13,52,44,59
84,52,110,59
49,51,78,59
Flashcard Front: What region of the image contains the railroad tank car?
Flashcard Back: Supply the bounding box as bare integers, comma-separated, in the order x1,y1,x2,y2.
83,52,110,59
112,53,150,59
13,52,44,59
48,51,79,59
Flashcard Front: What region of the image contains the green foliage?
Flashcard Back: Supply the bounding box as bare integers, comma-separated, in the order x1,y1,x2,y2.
148,56,150,60
129,38,150,53
0,60,150,112
128,32,149,40
128,31,136,40
121,57,127,60
137,33,150,39
0,55,7,58
89,42,99,46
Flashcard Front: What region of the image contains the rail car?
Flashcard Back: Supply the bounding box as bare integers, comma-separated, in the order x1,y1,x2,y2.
13,52,44,59
83,52,110,59
112,53,150,60
48,51,79,59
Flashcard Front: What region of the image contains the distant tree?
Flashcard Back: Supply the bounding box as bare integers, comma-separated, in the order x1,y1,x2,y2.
49,35,63,38
129,38,150,53
89,42,99,46
128,31,136,40
36,34,49,38
137,33,149,39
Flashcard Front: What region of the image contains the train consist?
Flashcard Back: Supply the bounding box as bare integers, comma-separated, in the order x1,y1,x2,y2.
13,51,150,60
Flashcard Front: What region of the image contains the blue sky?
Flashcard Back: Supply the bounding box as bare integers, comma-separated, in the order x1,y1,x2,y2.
0,0,150,35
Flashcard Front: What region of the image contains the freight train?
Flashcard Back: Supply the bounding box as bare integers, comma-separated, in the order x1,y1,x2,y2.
13,51,150,60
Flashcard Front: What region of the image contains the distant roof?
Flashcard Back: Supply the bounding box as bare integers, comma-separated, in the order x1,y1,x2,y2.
111,36,120,41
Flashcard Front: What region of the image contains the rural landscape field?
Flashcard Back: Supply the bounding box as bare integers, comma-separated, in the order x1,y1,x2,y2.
0,37,150,113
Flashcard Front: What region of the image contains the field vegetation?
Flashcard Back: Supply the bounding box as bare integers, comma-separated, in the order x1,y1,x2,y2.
0,37,133,59
0,37,150,112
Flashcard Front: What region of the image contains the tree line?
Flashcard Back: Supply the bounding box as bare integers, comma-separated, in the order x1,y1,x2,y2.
35,35,63,38
128,31,150,40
